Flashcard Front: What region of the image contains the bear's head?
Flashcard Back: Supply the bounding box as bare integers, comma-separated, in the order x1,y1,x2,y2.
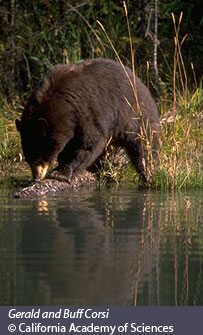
15,117,56,180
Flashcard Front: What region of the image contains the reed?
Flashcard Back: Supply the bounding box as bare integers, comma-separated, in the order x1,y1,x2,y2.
97,9,202,189
152,13,203,189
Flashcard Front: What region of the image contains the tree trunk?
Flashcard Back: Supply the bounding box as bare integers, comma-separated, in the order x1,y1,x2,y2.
153,0,159,98
5,0,16,100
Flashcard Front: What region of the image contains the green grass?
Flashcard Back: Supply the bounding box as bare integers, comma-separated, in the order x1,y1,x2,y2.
154,85,203,189
0,97,28,177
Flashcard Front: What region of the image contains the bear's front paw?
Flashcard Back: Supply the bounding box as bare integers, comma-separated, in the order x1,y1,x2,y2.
59,166,74,182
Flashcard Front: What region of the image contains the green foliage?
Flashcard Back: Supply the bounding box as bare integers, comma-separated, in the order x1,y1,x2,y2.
0,98,20,169
1,0,202,100
155,86,203,190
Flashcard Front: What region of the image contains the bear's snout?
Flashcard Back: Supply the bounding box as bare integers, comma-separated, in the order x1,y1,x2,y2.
30,163,49,181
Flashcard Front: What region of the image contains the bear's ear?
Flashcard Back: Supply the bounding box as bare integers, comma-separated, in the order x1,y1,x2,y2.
15,119,22,132
38,118,49,137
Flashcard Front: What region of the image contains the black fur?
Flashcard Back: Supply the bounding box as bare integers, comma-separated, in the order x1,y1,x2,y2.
16,59,160,181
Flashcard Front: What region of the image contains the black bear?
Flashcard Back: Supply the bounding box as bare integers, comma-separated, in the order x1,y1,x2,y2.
16,58,160,182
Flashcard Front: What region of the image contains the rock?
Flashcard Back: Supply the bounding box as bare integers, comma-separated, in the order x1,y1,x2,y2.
13,171,96,198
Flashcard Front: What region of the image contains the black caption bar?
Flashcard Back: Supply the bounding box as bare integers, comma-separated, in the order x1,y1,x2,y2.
1,306,202,334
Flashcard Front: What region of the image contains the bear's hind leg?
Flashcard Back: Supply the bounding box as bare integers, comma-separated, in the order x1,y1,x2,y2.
124,136,147,182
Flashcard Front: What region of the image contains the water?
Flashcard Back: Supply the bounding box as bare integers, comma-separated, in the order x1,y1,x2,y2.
0,184,202,306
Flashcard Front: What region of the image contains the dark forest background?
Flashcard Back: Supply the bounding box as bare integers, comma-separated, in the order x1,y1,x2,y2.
0,0,202,101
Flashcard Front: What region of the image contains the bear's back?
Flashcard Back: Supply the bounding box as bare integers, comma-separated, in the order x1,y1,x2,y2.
26,59,159,135
35,59,132,102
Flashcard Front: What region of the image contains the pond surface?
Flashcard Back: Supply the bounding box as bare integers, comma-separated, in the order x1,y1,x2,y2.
0,184,202,306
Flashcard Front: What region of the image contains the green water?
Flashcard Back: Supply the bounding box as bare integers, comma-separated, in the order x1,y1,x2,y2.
0,185,202,305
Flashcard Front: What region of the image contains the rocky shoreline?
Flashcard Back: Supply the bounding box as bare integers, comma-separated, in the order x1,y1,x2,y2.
13,171,97,198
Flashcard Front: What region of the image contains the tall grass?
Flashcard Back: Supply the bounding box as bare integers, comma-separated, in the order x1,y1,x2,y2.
0,97,27,176
96,9,203,189
154,86,202,189
152,13,203,189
